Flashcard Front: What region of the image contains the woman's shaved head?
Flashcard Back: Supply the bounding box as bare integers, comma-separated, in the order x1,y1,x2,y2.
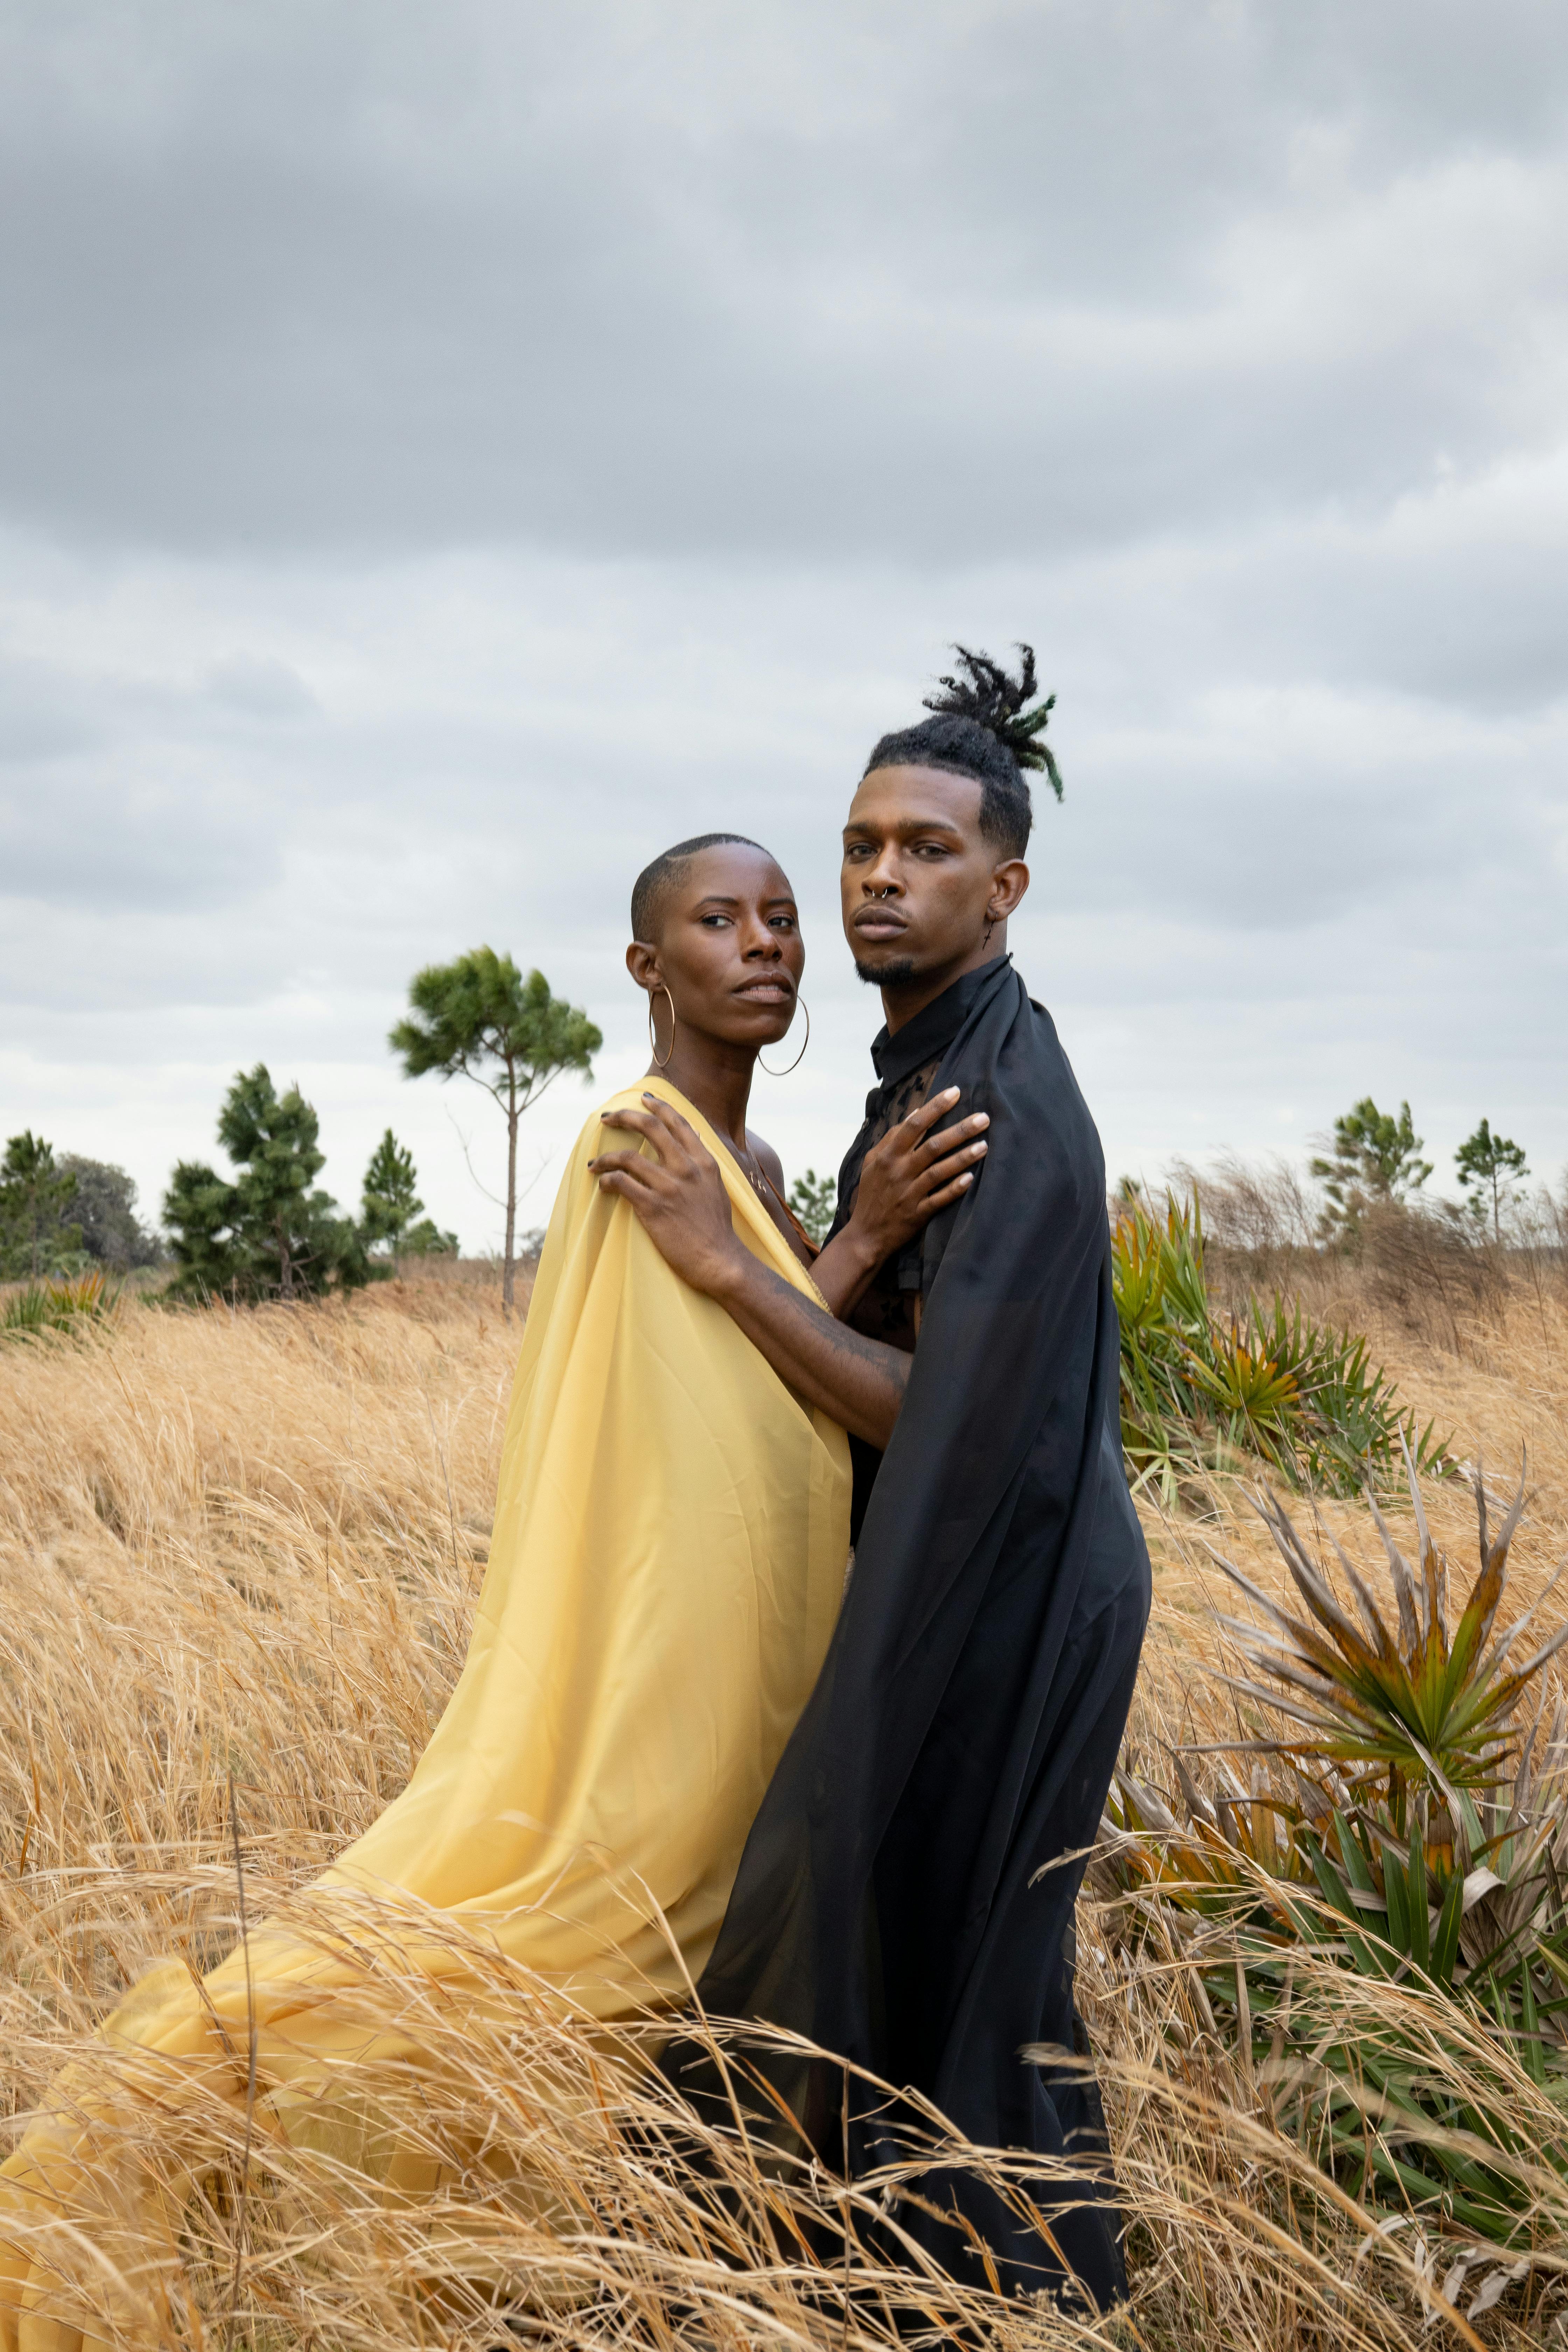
630,833,768,944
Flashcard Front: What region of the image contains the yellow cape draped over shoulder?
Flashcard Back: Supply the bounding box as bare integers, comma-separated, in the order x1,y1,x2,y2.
0,1080,851,2346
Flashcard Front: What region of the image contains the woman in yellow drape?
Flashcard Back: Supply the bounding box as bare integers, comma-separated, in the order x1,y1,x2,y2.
0,832,981,2350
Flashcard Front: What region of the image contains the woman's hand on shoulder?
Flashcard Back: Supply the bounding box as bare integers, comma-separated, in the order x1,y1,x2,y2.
589,1096,744,1298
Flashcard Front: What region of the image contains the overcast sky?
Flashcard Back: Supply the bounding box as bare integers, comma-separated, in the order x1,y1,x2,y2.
3,0,1565,1250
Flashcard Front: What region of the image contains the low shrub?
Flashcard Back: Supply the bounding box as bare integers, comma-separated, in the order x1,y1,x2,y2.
0,1268,119,1342
1114,1193,1448,1499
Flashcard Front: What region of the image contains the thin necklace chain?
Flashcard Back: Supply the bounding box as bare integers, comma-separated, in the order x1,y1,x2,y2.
654,1077,780,1210
726,1133,811,1245
738,1149,774,1202
729,1136,783,1210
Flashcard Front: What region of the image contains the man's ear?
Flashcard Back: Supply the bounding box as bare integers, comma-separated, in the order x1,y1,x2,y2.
989,858,1030,919
626,941,660,990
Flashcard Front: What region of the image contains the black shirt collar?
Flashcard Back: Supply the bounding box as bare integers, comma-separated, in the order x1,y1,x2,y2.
868,954,1011,1091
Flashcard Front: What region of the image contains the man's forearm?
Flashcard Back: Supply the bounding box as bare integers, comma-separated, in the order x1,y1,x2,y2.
808,1222,883,1318
711,1252,909,1447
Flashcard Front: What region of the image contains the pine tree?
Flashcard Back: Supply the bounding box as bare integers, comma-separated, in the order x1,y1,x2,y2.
786,1168,838,1246
162,1160,244,1296
361,1129,425,1267
164,1067,368,1302
402,1217,460,1257
1455,1119,1528,1243
391,951,600,1312
0,1133,81,1279
1310,1098,1432,1239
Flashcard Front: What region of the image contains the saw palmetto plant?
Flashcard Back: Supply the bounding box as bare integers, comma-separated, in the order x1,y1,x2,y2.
1112,1194,1448,1500
0,1267,119,1340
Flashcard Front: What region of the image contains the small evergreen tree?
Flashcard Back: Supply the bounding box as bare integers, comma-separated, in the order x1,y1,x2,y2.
164,1066,368,1302
0,1133,81,1279
163,1159,244,1296
402,1217,460,1256
1455,1118,1528,1242
1310,1098,1432,1239
391,950,600,1312
786,1168,838,1246
361,1129,425,1267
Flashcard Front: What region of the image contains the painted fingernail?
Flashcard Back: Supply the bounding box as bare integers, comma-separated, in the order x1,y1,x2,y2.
960,1171,974,1184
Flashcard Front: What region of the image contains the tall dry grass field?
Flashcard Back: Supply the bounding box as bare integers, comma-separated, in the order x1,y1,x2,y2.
1,1266,1565,2347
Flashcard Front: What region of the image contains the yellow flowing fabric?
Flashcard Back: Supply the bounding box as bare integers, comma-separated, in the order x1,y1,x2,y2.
0,1079,851,2350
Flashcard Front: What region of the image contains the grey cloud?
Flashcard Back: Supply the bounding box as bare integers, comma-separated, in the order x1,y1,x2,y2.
204,653,319,718
1,4,1565,566
0,656,100,763
1,3,1566,1239
1206,527,1568,716
0,784,279,915
0,649,292,911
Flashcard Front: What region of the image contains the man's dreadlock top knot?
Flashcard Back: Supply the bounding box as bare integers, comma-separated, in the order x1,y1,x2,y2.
862,642,1062,859
924,643,1063,788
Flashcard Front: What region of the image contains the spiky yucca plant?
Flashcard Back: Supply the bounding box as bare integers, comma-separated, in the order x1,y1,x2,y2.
1218,1457,1568,1811
1102,1457,1568,2253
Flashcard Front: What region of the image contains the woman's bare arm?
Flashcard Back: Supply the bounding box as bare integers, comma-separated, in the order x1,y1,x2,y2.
704,1254,911,1446
590,1097,918,1446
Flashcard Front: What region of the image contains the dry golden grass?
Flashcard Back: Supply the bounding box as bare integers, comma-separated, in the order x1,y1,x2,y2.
1,1264,1565,2347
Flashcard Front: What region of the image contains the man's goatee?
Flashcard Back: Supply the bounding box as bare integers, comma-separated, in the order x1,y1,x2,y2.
853,956,917,989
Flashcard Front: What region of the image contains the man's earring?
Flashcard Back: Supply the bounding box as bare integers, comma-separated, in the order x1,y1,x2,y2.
983,914,996,952
648,985,676,1068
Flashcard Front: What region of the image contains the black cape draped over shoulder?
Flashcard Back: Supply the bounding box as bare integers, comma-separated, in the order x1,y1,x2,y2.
668,957,1151,2310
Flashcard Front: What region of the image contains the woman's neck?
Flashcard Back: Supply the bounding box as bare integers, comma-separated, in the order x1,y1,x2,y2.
646,1032,756,1153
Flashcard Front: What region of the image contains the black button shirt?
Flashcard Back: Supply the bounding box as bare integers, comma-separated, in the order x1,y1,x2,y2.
829,957,1010,1535
828,955,1010,1350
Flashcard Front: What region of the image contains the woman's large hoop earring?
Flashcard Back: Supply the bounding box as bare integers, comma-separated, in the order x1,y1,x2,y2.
648,984,676,1068
758,999,810,1078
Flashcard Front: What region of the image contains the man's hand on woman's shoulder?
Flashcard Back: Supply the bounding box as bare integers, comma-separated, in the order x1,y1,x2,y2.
812,1088,988,1318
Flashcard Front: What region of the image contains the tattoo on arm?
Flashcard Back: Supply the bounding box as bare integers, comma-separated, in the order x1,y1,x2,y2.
721,1256,910,1446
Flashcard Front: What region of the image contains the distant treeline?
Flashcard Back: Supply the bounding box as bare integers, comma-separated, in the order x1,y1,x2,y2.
0,1136,162,1280
0,1105,458,1299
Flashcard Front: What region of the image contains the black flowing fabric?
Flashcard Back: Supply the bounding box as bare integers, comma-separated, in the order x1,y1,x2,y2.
671,957,1151,2309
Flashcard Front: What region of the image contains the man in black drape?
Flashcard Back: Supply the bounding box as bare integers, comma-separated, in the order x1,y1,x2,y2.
611,647,1150,2309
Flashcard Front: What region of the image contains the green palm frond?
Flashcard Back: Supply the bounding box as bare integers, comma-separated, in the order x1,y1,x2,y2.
1111,1192,1450,1496
1215,1452,1562,1799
